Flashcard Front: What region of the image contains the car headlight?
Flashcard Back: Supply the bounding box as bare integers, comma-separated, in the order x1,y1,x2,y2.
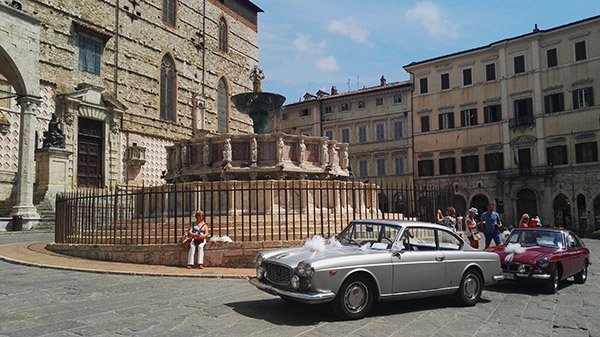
537,257,549,268
290,275,300,289
297,261,314,277
254,253,264,267
256,266,264,279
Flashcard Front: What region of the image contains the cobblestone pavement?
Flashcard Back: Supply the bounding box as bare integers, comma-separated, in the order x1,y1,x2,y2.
0,233,598,337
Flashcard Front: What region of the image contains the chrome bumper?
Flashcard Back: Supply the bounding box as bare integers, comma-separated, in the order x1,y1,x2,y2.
501,272,552,280
493,274,505,282
249,278,335,304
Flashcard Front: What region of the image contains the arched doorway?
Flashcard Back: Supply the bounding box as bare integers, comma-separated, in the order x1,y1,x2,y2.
453,195,467,217
593,195,600,230
378,193,389,213
553,194,571,229
516,188,538,221
470,194,489,217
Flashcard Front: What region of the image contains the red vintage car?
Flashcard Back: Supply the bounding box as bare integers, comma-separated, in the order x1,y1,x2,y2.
485,228,589,293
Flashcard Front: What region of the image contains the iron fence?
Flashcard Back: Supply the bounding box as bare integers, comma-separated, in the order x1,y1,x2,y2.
55,180,452,244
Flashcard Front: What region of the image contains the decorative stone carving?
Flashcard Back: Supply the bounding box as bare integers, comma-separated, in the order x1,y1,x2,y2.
250,137,258,166
329,142,339,168
203,141,210,166
124,143,146,168
298,138,306,167
321,141,329,167
340,144,349,170
223,138,232,168
42,113,65,148
277,136,285,164
250,65,265,93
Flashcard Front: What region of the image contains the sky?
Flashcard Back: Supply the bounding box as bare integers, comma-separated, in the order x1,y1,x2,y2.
252,0,600,104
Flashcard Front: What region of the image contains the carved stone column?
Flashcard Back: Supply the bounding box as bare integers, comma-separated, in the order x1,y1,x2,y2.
12,96,42,229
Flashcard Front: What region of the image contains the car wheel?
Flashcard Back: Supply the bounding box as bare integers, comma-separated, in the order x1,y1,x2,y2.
455,269,482,306
544,266,560,294
332,275,373,320
574,262,588,284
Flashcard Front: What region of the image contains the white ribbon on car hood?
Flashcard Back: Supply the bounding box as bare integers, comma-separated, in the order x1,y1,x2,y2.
504,243,526,262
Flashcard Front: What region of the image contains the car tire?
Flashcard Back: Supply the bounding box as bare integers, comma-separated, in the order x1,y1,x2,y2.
455,269,482,306
332,275,373,320
573,262,588,284
544,266,560,294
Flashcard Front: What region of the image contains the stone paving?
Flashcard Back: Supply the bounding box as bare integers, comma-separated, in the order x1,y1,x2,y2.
0,232,598,337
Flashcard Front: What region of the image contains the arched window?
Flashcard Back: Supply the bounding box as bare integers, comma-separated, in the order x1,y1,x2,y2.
217,77,228,133
219,17,228,52
516,188,538,220
162,0,176,26
470,194,489,217
160,54,176,122
553,194,571,228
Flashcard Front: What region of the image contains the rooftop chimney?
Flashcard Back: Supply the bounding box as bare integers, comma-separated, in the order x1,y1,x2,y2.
533,24,540,32
331,85,338,95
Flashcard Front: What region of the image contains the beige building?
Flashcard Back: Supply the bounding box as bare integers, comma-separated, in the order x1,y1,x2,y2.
0,0,262,229
404,16,600,234
273,78,413,211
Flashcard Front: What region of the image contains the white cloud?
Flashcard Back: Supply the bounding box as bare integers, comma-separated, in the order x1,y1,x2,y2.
314,56,339,72
292,34,326,54
404,1,459,39
327,17,369,43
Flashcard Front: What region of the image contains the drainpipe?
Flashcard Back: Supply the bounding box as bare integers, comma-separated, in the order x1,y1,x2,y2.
114,0,120,97
201,0,206,98
408,71,416,189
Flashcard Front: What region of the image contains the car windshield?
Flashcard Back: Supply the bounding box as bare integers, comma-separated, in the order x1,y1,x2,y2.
337,222,402,249
507,229,564,248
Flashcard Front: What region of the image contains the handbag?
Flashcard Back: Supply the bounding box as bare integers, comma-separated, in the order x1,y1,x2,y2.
472,233,482,241
180,235,191,248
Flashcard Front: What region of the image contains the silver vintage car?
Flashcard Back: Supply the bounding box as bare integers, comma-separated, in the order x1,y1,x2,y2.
249,220,504,319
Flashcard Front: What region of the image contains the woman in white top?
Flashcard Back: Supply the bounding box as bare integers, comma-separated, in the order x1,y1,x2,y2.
465,207,480,249
187,211,209,269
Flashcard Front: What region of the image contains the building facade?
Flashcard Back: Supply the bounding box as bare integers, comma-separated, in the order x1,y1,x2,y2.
404,16,600,234
0,0,262,229
273,78,414,212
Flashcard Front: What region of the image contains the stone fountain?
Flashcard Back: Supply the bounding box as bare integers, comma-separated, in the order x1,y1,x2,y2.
164,66,350,182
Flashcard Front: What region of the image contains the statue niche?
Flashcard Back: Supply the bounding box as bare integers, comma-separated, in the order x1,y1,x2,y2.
42,113,65,149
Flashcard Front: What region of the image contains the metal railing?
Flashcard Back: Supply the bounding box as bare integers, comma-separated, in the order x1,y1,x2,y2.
55,180,452,244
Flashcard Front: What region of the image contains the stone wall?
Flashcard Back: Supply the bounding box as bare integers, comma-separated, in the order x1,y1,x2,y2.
46,240,304,268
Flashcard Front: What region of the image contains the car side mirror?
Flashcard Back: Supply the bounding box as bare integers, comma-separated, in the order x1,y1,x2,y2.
391,246,404,257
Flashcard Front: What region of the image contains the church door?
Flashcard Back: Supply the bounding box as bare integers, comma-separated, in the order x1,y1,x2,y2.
77,118,104,188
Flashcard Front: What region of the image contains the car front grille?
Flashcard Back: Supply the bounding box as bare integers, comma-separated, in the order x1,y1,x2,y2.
264,261,292,285
501,262,533,273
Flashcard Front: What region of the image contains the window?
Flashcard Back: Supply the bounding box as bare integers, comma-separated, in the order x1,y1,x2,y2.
460,109,477,127
441,73,450,90
547,48,558,68
418,160,434,177
393,95,402,104
216,77,228,132
461,155,479,173
575,142,598,163
358,126,367,144
160,53,177,122
485,152,504,171
341,128,350,143
376,158,386,176
393,121,403,140
162,0,176,26
340,103,350,111
0,78,12,109
514,55,525,74
573,87,594,109
421,115,430,132
376,123,385,142
574,41,587,61
484,104,501,123
462,68,472,86
281,113,287,121
358,100,365,109
514,98,533,124
544,93,564,114
325,131,333,140
375,97,383,106
219,17,228,52
394,156,404,175
439,157,456,175
359,160,368,177
438,112,455,130
486,63,496,81
324,106,332,114
300,109,309,117
438,230,462,250
547,145,568,166
419,77,428,94
79,35,102,75
402,227,436,250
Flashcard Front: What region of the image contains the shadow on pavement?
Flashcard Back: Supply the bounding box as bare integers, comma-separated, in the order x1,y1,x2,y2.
485,280,578,295
226,295,491,323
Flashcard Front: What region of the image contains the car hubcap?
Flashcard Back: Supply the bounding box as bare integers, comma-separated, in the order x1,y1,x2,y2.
553,273,559,290
463,274,480,300
582,266,587,280
344,282,368,313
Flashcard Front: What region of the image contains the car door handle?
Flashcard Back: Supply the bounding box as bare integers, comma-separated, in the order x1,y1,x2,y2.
435,256,445,261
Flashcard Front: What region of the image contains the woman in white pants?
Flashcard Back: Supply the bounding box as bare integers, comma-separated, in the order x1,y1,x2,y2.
187,211,209,269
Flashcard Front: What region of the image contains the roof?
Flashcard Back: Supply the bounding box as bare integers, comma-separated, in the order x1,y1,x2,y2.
350,219,450,230
285,80,412,108
404,14,600,69
242,0,263,13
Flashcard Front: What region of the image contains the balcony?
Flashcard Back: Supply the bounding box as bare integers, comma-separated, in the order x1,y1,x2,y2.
124,144,147,168
497,165,554,179
509,115,535,129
